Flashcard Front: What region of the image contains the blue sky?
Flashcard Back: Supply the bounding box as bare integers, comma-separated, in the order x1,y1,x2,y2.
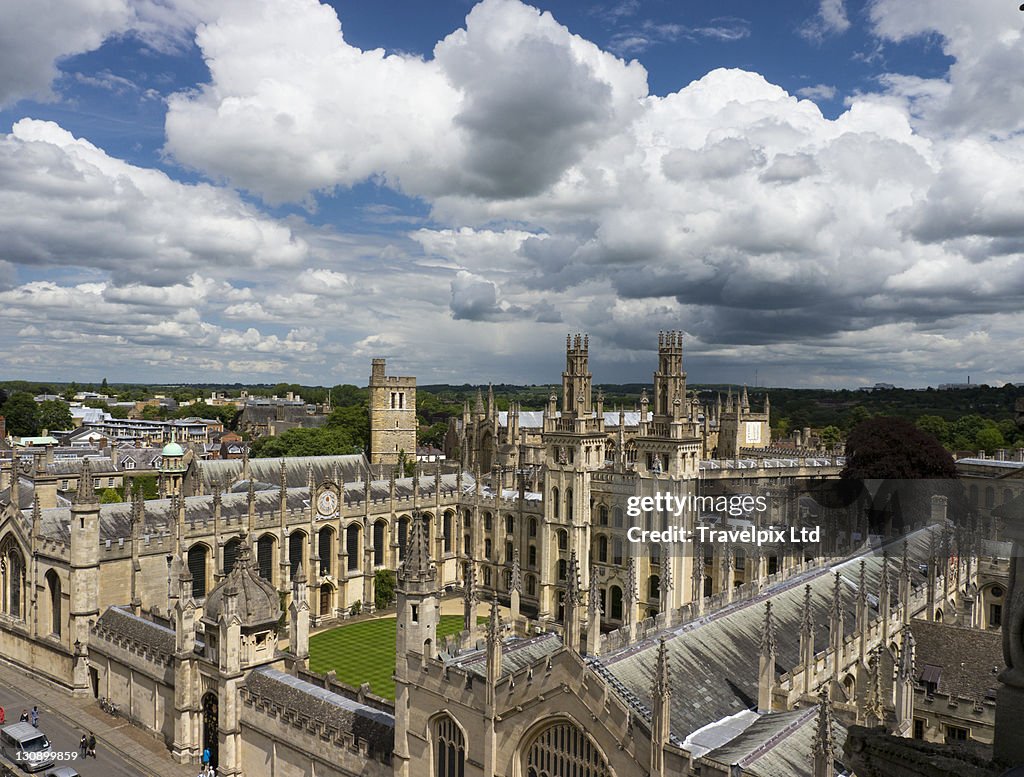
0,0,1021,388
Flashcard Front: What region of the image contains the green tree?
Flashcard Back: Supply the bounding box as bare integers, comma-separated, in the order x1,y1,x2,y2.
100,378,109,393
915,415,950,447
38,399,73,432
374,569,397,610
842,417,956,480
819,425,842,447
99,487,122,504
1,392,41,436
976,425,1005,452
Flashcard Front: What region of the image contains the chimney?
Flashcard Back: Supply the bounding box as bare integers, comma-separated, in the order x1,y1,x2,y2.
997,449,1006,462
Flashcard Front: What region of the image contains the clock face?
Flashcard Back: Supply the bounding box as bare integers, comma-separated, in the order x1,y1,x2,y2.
317,490,338,516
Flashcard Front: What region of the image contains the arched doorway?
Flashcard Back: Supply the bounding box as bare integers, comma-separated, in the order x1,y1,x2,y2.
202,692,218,769
320,584,333,618
45,569,62,636
522,719,610,777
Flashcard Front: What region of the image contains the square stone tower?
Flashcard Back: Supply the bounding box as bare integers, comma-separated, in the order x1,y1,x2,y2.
368,357,417,466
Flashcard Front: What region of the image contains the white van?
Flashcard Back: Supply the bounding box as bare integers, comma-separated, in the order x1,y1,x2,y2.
0,722,54,772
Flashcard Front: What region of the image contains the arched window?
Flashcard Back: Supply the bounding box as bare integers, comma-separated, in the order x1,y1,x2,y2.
483,567,492,587
346,524,360,572
558,559,567,581
45,569,61,636
597,535,608,563
565,488,573,522
443,511,453,554
612,538,623,566
398,516,409,561
483,512,492,531
464,534,472,556
599,505,608,525
223,538,241,575
188,544,209,598
289,531,306,578
734,548,745,571
485,539,492,560
1,536,25,619
257,535,275,581
610,586,623,620
557,529,568,551
505,541,513,562
551,487,559,518
505,515,515,535
523,720,610,777
612,507,623,528
526,575,537,596
528,546,537,568
529,518,538,537
434,715,466,777
504,569,513,590
648,575,660,601
373,520,386,567
319,527,333,576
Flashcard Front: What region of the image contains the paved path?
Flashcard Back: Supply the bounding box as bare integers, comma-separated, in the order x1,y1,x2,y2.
0,662,195,777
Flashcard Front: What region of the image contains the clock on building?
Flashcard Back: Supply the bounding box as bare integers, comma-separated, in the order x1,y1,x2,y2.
317,490,339,516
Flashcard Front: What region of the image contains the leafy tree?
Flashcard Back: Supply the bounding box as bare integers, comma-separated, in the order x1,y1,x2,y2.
374,569,397,610
99,488,122,504
915,415,950,447
843,405,872,432
418,421,448,449
976,426,1005,452
1,392,41,436
100,378,109,392
842,417,956,480
38,399,73,432
140,405,165,421
819,425,842,447
128,474,159,499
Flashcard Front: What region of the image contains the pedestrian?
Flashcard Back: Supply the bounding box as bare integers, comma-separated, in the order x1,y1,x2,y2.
79,734,88,758
202,747,211,769
19,709,28,722
30,705,38,727
0,704,5,724
87,732,97,758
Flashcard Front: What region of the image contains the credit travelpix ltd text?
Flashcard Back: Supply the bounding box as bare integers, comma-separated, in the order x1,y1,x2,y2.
626,524,821,546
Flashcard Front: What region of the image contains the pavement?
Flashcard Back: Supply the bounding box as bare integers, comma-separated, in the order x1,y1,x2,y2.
0,661,195,777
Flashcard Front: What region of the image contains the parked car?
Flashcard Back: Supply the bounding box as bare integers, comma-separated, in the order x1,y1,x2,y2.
43,768,80,777
0,722,54,773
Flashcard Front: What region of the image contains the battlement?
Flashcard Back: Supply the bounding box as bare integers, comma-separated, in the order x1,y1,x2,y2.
658,330,683,352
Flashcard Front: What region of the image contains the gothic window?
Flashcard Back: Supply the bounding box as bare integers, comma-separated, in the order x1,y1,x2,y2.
565,488,573,522
505,541,513,562
597,535,608,563
557,529,568,551
504,570,513,590
319,527,333,576
506,515,515,535
45,569,61,637
551,488,559,518
527,575,537,596
464,534,472,556
483,567,492,587
523,720,610,777
443,512,453,554
346,524,360,572
529,518,538,537
529,546,537,568
373,520,386,567
612,507,623,528
289,531,306,578
610,586,623,621
485,539,493,560
599,506,608,526
558,559,567,581
484,512,493,531
434,715,466,777
223,538,241,575
257,535,275,581
188,544,209,598
398,516,409,561
651,543,660,563
734,548,745,571
648,575,659,601
612,538,623,566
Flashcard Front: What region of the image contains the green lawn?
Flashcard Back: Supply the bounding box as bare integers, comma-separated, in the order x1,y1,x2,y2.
308,615,473,699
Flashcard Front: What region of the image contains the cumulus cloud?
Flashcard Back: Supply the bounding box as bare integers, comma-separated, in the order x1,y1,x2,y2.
800,0,852,41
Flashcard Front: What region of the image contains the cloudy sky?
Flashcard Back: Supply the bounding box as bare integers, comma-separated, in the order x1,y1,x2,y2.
1,0,1022,388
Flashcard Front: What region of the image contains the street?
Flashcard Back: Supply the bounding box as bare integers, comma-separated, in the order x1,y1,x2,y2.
0,682,148,777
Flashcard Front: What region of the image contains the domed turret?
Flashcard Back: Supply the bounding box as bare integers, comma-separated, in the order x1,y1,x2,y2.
203,539,280,630
161,440,185,458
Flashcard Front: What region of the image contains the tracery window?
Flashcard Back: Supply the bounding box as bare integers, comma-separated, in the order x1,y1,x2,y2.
434,715,466,777
0,536,25,620
523,720,610,777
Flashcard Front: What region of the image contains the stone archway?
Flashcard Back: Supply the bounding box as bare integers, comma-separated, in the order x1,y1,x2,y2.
202,692,219,769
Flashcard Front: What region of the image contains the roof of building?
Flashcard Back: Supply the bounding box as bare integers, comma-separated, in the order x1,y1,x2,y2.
597,529,935,739
199,454,367,490
202,540,280,629
447,632,562,679
161,441,185,457
909,620,1003,702
93,606,177,657
244,667,393,756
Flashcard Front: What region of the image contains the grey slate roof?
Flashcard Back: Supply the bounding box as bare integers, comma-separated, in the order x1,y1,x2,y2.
598,530,935,739
909,620,1003,702
702,706,847,777
448,632,562,678
200,454,368,490
244,667,393,758
93,606,177,658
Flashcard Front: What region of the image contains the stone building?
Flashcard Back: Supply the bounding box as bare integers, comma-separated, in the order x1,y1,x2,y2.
0,333,1009,776
368,358,417,468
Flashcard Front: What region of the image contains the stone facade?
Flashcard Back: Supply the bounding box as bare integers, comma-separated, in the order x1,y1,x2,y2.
368,358,417,468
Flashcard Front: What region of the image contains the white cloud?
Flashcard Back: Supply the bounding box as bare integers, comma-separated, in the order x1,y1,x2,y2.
800,0,852,41
796,83,837,101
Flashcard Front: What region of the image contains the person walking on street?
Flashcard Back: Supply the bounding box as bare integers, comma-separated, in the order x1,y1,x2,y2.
87,732,97,758
19,709,28,722
0,705,5,724
79,734,88,758
30,706,38,727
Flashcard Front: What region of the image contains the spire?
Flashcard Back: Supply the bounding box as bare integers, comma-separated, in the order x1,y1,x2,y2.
811,687,836,772
760,601,777,656
75,457,97,505
653,636,671,699
879,552,891,611
801,584,815,642
741,385,750,411
474,387,485,416
399,512,435,585
831,571,843,625
510,548,522,594
564,550,582,606
589,564,601,616
486,383,495,420
486,595,502,646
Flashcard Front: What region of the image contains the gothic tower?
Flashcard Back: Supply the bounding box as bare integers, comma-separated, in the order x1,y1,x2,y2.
69,458,100,695
368,358,417,467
